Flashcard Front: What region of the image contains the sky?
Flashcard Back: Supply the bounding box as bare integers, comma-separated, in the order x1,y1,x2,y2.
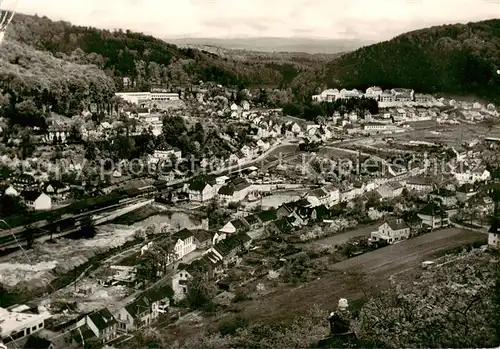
4,0,500,41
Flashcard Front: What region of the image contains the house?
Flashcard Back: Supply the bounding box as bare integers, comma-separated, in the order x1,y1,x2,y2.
488,218,500,250
324,185,340,206
379,90,395,102
218,177,252,203
23,335,54,349
20,191,51,211
191,229,213,250
0,306,50,346
307,187,330,207
242,100,250,111
450,162,490,184
369,219,410,245
171,268,192,299
150,145,182,164
209,232,252,267
219,219,249,235
13,174,37,190
240,145,254,159
256,209,277,226
187,178,215,202
472,102,482,110
4,185,18,197
172,229,196,260
456,183,478,203
396,108,406,120
418,202,450,229
43,180,70,201
242,214,261,230
429,188,457,207
405,177,433,192
402,211,423,233
72,308,118,345
414,94,432,104
365,86,382,99
377,181,403,198
117,285,173,332
266,217,294,235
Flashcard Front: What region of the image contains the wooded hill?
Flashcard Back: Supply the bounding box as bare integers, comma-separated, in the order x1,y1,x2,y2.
295,19,500,103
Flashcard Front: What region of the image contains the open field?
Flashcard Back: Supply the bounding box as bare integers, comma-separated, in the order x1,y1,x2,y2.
228,227,486,324
390,123,500,146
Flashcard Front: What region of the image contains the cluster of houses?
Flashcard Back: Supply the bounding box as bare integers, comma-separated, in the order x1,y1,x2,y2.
312,87,434,105
0,175,72,211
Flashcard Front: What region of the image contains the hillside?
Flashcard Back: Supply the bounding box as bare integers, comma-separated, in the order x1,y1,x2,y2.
5,14,321,90
0,39,115,123
297,19,500,102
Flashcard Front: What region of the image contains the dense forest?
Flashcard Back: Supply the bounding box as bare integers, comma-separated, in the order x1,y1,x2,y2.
295,19,500,103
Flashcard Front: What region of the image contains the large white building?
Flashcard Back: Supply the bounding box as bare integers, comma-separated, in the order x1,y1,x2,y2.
0,306,51,345
115,92,180,105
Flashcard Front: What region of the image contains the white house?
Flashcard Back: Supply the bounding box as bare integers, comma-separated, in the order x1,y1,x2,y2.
488,221,500,250
307,187,330,207
405,177,433,192
417,202,450,229
240,145,254,159
449,162,490,185
218,219,248,235
171,268,192,300
149,146,182,164
20,191,51,211
230,103,239,111
365,86,382,100
369,219,411,245
218,177,252,203
4,185,18,196
172,229,196,260
242,100,250,111
377,182,403,199
187,180,215,202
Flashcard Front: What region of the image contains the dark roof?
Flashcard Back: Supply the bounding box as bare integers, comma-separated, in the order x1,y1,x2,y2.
313,205,329,219
214,233,249,256
44,180,68,190
407,176,432,186
386,181,403,190
457,183,477,193
143,284,174,302
191,229,212,243
20,190,44,201
23,335,52,349
218,184,235,195
243,214,259,226
419,202,448,217
125,297,150,318
87,308,116,331
14,173,36,184
403,211,423,225
272,218,294,234
309,188,329,198
256,209,277,222
71,324,95,343
431,188,455,197
386,218,409,231
230,218,248,230
172,228,194,241
489,218,500,235
188,178,212,192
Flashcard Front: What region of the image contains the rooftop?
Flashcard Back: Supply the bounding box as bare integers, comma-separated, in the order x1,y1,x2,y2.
0,307,50,338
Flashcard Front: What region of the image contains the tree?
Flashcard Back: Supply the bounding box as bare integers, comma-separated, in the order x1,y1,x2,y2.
186,272,219,310
355,250,499,348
